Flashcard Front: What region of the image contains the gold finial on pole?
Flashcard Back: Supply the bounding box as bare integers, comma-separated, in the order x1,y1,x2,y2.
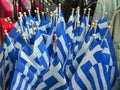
28,10,31,14
30,20,34,33
23,12,27,16
41,11,44,15
16,29,21,33
84,8,87,13
22,34,27,41
95,20,98,25
46,8,49,12
34,9,37,13
88,8,91,18
4,29,7,35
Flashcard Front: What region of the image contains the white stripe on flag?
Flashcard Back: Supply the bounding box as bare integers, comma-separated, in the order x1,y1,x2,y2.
20,77,29,90
13,72,22,90
42,52,49,66
77,68,92,90
59,36,68,55
98,22,108,29
110,67,115,84
98,63,108,90
71,75,81,90
21,51,44,71
90,66,100,90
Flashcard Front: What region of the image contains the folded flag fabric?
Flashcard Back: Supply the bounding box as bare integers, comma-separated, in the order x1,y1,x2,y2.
69,38,111,90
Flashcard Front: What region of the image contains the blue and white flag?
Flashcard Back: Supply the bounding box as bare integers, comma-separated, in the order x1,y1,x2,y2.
96,17,119,87
10,41,45,90
65,9,75,44
55,17,69,65
65,30,93,81
69,38,111,90
33,29,50,71
36,52,68,90
3,32,17,89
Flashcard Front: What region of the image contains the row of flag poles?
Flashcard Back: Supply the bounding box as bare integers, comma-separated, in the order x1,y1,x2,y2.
0,3,119,90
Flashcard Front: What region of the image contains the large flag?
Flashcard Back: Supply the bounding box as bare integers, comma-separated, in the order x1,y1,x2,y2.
95,17,119,87
55,16,69,66
33,28,50,71
70,12,89,62
65,8,75,44
10,40,45,90
65,30,93,81
3,31,17,89
36,52,68,90
44,13,58,57
69,38,111,90
58,4,66,30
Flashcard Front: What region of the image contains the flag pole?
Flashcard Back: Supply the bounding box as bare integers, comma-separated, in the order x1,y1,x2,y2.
50,11,53,23
30,20,34,33
53,33,57,52
22,33,27,41
101,25,111,45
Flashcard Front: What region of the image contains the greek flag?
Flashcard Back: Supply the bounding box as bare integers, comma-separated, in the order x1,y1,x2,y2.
56,17,69,65
33,29,50,71
65,9,74,44
45,15,57,57
69,38,111,90
65,29,93,81
96,17,119,87
3,32,17,89
36,52,68,90
10,41,45,90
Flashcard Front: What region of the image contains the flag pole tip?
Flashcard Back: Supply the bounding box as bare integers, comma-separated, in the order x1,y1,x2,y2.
105,12,108,16
77,6,80,10
19,12,22,15
92,34,97,38
36,22,39,26
34,10,37,13
4,29,7,34
54,33,57,37
26,22,29,25
92,22,95,26
22,34,26,41
28,10,31,14
72,8,75,11
46,8,49,12
23,12,26,16
16,29,21,33
41,12,44,15
108,25,111,29
84,8,87,11
88,8,91,11
59,3,61,6
56,13,58,16
77,21,80,24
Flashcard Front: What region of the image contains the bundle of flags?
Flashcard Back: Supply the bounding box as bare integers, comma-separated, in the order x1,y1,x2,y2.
0,4,119,90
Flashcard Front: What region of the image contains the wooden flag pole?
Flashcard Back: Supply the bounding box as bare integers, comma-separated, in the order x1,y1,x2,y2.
54,33,57,52
30,20,34,33
50,12,53,22
22,33,27,41
101,25,111,45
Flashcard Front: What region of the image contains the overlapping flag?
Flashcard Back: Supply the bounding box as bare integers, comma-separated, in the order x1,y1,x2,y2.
0,4,119,90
